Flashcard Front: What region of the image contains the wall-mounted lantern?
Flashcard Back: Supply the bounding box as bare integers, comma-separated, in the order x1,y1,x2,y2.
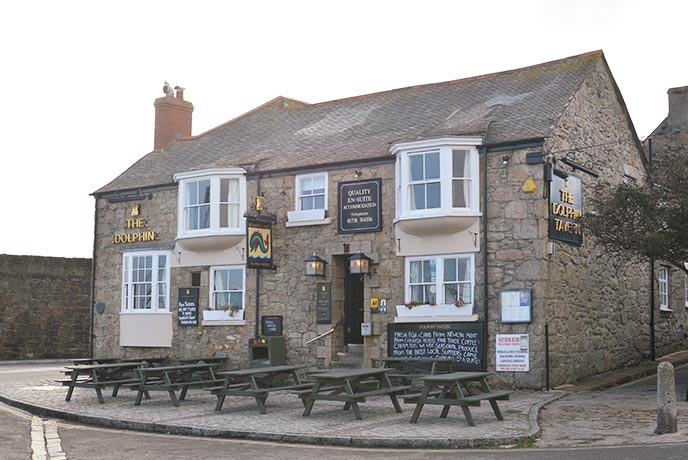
305,253,327,277
348,251,372,275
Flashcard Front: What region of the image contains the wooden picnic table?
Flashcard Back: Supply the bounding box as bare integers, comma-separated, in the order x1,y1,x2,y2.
211,365,311,413
300,368,411,420
70,357,167,366
178,357,228,367
133,363,221,407
403,371,512,426
59,362,147,403
377,357,454,387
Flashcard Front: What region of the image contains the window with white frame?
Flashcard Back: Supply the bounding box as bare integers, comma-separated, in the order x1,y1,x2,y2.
174,169,246,239
210,266,245,312
288,172,328,223
392,138,480,221
121,251,170,312
659,266,669,311
406,254,474,306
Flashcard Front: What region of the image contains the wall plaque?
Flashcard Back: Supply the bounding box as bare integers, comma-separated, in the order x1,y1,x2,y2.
338,178,382,234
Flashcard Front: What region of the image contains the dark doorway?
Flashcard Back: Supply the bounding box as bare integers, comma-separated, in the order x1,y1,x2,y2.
343,270,364,344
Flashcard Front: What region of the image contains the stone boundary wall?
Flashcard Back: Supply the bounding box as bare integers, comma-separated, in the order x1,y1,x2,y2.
0,254,91,360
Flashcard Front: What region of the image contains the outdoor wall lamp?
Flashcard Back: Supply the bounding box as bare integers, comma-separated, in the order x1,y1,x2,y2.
348,251,372,275
305,252,327,277
502,155,510,165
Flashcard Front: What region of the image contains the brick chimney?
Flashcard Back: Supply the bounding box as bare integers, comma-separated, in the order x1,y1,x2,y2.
668,86,688,130
153,87,194,149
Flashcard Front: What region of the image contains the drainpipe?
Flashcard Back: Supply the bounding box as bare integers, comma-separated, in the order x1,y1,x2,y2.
89,198,98,359
480,146,489,370
255,175,261,339
650,258,655,361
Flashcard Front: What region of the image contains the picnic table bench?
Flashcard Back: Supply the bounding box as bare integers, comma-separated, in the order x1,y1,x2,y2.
377,357,454,390
58,362,147,403
402,371,512,426
211,365,311,413
133,363,222,407
300,368,411,420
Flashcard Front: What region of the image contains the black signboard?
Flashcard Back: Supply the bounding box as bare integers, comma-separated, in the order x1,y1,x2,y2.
177,288,199,327
338,178,382,234
316,282,331,324
388,322,485,371
549,173,583,245
261,315,283,336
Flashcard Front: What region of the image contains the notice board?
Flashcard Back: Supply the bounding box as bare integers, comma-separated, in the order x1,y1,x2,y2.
387,322,485,371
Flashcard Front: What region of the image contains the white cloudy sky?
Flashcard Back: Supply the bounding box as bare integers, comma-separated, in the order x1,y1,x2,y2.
1,0,685,258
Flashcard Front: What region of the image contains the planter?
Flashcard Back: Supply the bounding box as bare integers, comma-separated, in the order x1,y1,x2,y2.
202,309,244,321
396,303,473,317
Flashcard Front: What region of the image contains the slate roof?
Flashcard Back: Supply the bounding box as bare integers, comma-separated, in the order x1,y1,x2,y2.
96,51,605,194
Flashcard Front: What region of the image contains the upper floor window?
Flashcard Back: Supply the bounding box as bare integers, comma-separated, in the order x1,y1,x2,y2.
405,254,474,306
392,138,481,221
659,265,669,311
287,172,329,225
121,251,170,313
210,266,245,317
297,173,327,211
174,169,246,240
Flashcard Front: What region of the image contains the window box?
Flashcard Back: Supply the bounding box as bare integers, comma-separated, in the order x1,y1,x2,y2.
396,302,474,317
202,310,243,321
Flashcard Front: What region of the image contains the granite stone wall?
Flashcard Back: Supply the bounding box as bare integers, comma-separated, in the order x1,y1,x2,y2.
0,254,91,360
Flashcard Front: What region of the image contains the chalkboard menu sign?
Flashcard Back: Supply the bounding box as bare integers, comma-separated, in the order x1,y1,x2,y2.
177,288,199,327
261,315,283,336
388,322,485,371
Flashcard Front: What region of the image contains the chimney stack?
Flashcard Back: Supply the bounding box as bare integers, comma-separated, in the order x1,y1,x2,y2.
154,85,194,150
667,86,688,130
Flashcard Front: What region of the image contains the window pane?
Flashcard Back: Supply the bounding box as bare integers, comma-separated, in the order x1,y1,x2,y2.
409,261,421,283
220,204,228,228
229,292,243,308
452,150,468,177
300,177,313,194
444,258,457,282
228,269,242,291
314,195,325,210
422,260,436,283
185,182,196,205
410,285,423,302
214,270,227,291
228,203,239,228
452,179,468,208
311,175,326,190
410,184,425,210
427,182,441,208
200,180,211,204
424,285,436,303
457,258,469,281
459,283,472,303
199,205,210,229
215,292,229,309
220,178,229,202
425,152,440,179
301,196,314,211
409,155,424,181
445,283,458,304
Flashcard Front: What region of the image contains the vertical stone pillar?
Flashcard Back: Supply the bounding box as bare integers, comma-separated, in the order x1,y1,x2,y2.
655,361,678,435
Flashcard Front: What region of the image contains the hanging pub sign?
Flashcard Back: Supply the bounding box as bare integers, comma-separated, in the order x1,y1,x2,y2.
549,172,583,245
246,218,275,270
338,178,382,234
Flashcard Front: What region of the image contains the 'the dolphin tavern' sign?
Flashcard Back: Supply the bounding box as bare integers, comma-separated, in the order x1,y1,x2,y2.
549,173,583,245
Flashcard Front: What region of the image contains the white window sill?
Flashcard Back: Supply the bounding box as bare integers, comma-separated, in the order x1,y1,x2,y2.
286,217,331,227
659,307,673,312
202,320,247,326
120,311,172,315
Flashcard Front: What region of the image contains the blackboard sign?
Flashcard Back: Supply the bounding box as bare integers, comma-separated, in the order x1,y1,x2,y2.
261,315,283,336
316,282,331,324
338,178,382,233
388,322,485,371
177,288,199,327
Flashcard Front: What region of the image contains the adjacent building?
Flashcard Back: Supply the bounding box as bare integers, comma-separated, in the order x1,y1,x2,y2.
91,51,681,389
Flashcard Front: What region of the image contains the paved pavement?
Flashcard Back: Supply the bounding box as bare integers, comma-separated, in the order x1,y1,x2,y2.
1,352,688,449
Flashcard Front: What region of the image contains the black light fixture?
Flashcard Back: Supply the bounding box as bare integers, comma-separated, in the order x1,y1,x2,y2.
348,251,372,275
354,170,363,178
502,155,510,165
305,253,327,277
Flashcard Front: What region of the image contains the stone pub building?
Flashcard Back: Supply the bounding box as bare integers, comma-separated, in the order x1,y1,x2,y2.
91,51,684,389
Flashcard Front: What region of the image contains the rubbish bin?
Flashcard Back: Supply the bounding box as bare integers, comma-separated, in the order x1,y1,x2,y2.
248,335,286,367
